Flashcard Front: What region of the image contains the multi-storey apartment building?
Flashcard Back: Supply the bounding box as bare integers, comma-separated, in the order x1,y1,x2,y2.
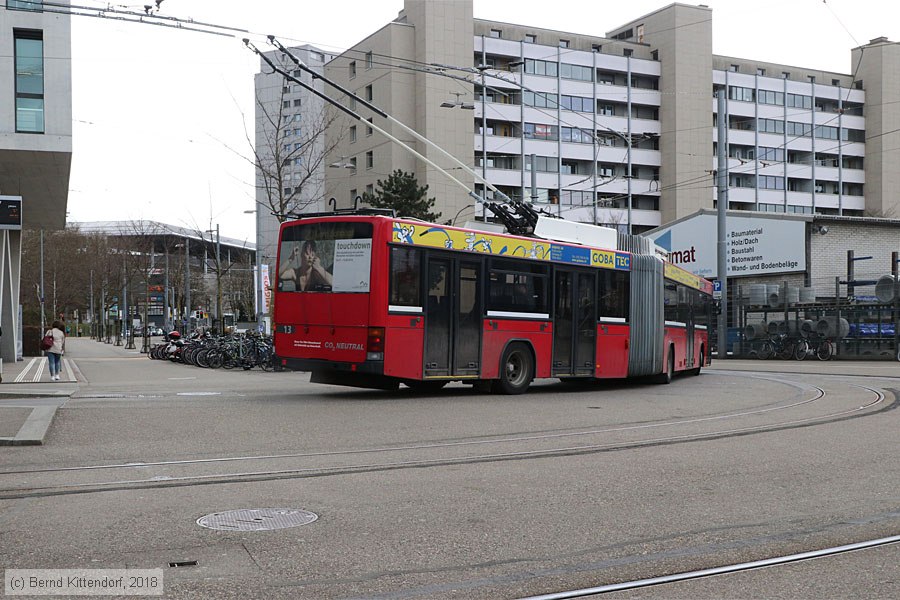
320,1,899,233
253,44,335,299
1,0,72,361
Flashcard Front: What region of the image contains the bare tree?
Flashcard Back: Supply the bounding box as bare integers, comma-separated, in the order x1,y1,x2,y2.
249,82,345,222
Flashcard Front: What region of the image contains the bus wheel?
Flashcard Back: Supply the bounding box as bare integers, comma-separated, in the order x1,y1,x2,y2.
495,343,534,395
656,347,674,384
691,346,704,376
403,380,448,392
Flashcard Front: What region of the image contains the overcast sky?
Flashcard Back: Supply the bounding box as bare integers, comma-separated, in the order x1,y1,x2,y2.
67,0,898,241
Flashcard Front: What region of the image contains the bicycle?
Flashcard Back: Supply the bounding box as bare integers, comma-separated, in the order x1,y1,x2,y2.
805,333,834,361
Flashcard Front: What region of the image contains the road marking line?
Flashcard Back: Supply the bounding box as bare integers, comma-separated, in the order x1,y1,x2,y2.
33,359,46,382
63,358,76,383
14,358,38,383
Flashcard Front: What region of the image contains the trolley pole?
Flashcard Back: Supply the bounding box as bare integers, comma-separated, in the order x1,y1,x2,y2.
716,90,728,360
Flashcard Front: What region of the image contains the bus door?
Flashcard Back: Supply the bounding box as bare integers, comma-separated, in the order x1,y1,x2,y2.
552,269,596,376
684,288,696,369
424,256,482,377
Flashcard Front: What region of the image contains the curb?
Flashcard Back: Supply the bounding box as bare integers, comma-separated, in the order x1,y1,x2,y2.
0,406,58,446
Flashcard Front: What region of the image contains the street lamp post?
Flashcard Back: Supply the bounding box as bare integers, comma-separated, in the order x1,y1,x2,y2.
184,239,191,336
205,226,222,333
244,209,266,334
214,225,222,334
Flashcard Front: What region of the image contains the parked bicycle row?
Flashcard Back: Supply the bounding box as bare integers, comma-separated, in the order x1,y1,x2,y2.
746,333,834,360
148,330,277,370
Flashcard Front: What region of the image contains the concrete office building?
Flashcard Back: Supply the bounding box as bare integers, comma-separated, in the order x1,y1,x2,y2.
1,0,72,362
253,44,335,306
321,1,900,233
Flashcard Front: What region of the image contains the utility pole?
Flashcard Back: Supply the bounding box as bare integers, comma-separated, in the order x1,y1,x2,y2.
184,239,191,336
164,243,170,331
215,224,222,334
716,89,728,360
39,229,45,334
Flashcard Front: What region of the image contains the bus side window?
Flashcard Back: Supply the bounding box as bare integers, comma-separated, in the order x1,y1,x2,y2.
390,246,422,307
598,270,629,320
663,282,678,323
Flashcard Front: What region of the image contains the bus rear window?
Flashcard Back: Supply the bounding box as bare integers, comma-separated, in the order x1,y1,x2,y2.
278,222,373,292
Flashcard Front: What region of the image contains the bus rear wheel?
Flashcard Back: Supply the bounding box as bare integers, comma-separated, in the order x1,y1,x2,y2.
691,346,704,376
656,347,674,384
494,343,534,395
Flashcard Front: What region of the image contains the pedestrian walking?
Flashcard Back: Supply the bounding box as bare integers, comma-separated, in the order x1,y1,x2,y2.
45,320,66,381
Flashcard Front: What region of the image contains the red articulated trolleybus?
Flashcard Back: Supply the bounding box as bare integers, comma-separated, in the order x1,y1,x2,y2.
273,212,714,394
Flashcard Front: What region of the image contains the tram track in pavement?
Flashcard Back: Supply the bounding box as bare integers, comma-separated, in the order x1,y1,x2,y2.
0,372,891,500
516,534,900,599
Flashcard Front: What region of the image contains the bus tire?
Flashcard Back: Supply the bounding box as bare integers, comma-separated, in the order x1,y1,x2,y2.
494,343,534,395
656,347,674,384
691,346,704,376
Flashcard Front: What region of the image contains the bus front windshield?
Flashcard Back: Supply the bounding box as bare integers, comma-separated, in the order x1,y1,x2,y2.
278,222,373,293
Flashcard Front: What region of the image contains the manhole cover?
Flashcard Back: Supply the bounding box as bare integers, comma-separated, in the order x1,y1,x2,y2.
197,508,318,531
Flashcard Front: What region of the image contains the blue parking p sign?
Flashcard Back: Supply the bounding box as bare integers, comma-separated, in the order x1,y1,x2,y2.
713,280,722,299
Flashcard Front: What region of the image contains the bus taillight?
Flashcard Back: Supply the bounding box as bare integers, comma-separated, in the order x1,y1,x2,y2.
367,327,385,361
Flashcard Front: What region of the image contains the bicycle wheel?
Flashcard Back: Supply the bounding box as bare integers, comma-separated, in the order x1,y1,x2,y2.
757,341,773,360
793,339,808,360
816,340,833,361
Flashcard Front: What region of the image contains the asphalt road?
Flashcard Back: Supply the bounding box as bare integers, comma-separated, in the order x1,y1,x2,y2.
1,338,898,599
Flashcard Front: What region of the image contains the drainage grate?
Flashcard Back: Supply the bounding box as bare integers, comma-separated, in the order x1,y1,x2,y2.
197,508,318,532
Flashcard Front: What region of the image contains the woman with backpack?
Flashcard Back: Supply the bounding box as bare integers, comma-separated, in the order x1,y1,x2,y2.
44,320,66,381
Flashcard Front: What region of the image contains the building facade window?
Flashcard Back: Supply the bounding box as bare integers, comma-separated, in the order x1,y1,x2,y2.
489,29,502,38
349,61,356,78
14,29,44,133
728,86,754,102
787,93,812,109
523,91,559,108
523,123,559,140
293,99,302,107
365,51,373,69
350,125,357,143
759,175,785,190
559,39,569,48
366,117,373,136
524,59,558,77
560,63,592,81
758,89,784,106
365,184,374,196
561,95,593,112
524,34,536,43
365,84,373,101
525,155,559,173
365,150,373,169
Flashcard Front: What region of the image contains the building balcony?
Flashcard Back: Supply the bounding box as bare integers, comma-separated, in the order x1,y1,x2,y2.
483,168,524,187
475,135,523,155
